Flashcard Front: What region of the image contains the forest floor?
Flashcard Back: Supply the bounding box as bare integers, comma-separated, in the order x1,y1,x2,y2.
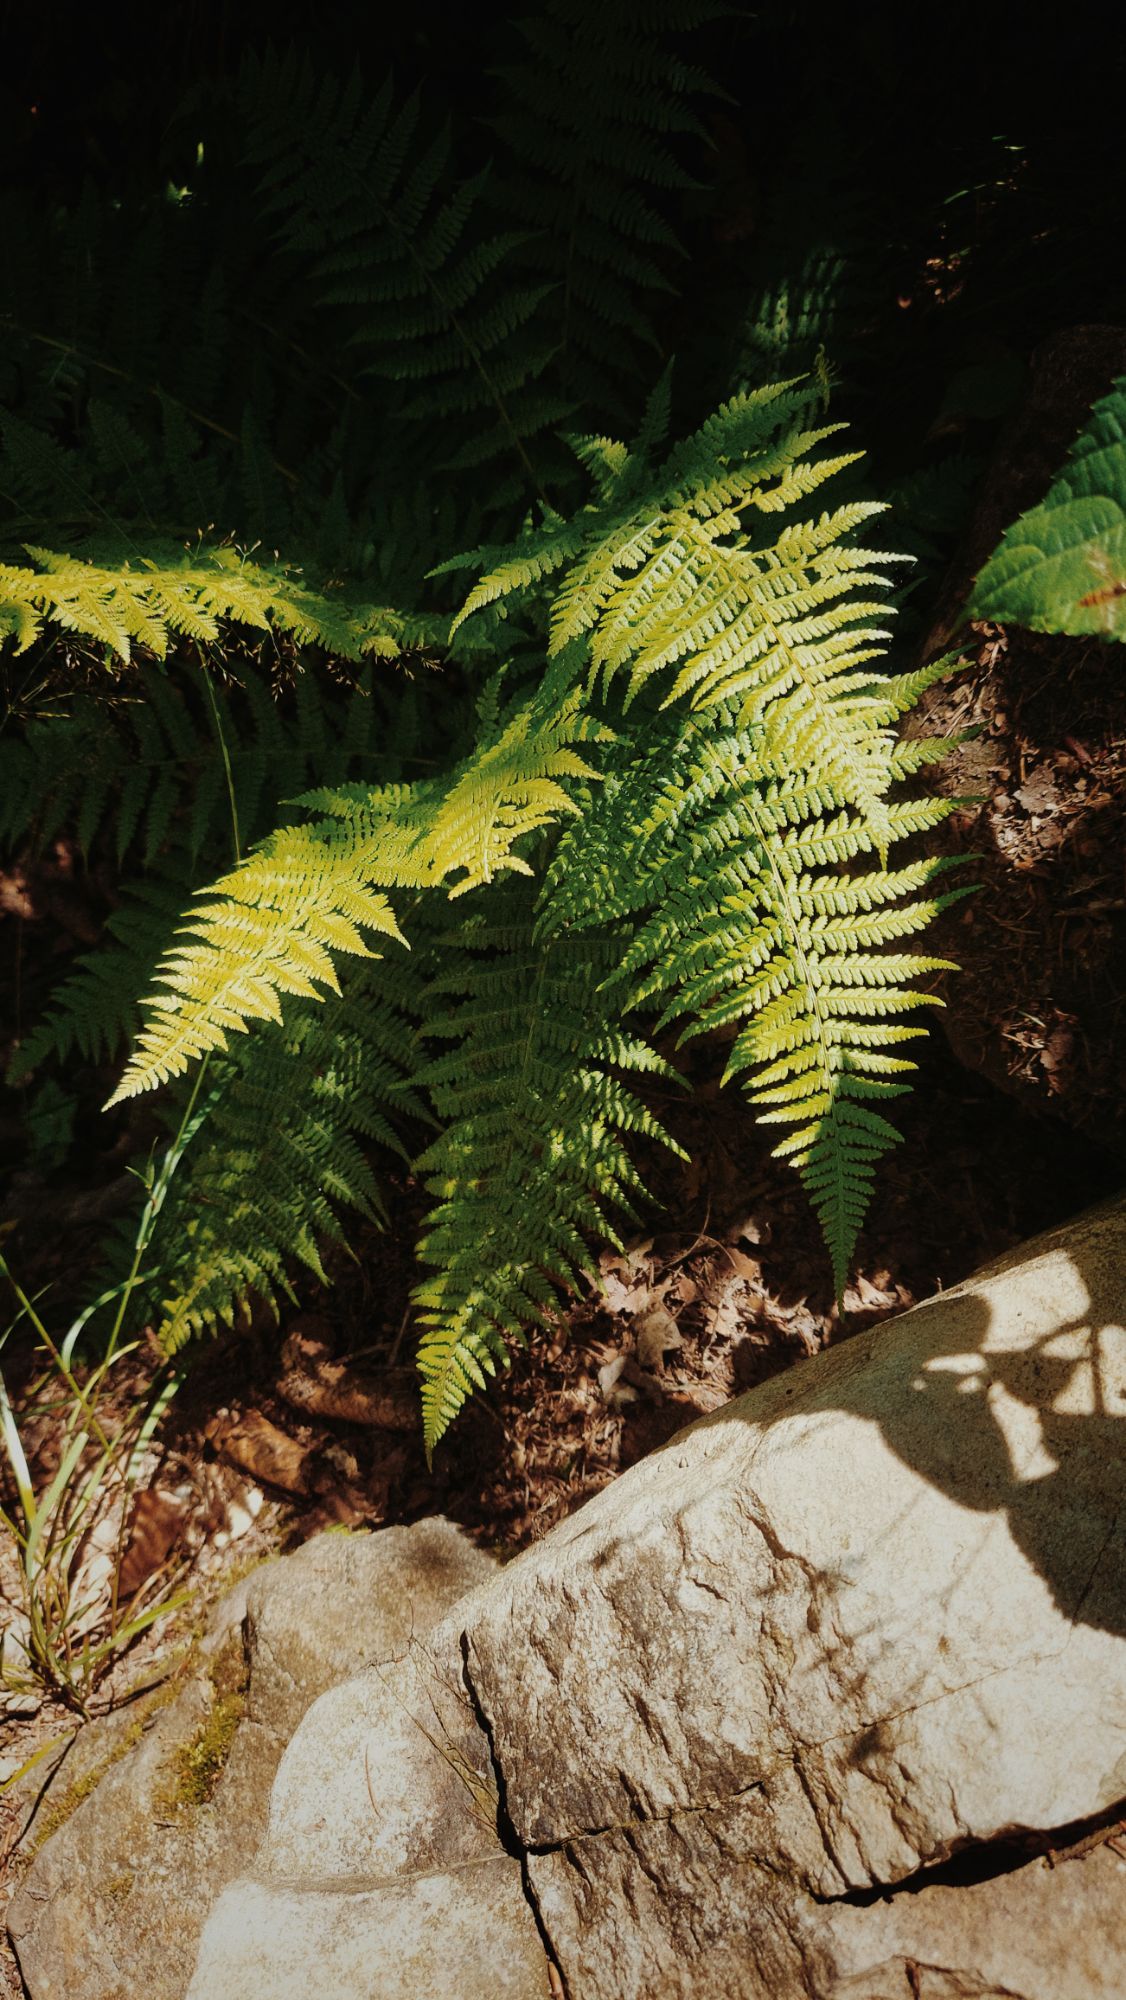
2,529,1126,1980
2,1018,1120,1704
2,727,1125,2000
3,684,1125,1980
4,670,1126,1742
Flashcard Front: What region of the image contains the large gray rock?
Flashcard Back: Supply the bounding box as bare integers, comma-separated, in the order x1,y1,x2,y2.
824,1843,1126,1999
193,1869,547,2000
8,1520,495,2000
452,1198,1126,1997
20,1202,1126,1999
463,1203,1126,1873
189,1648,551,2000
189,1199,1126,2000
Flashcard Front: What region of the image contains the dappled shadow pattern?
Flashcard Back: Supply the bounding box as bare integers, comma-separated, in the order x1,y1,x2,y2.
738,1200,1126,1641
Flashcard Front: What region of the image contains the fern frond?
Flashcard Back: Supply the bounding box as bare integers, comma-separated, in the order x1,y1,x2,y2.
241,56,563,488
110,677,603,1099
413,887,683,1451
488,0,722,402
107,827,407,1100
0,539,411,664
544,714,967,1293
149,961,425,1351
453,381,909,842
7,875,186,1081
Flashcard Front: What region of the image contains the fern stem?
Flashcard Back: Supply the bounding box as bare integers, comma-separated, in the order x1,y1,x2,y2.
101,1056,212,1367
200,658,241,862
343,174,548,507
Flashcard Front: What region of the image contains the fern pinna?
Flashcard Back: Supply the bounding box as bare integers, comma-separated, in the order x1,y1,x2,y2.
96,380,965,1450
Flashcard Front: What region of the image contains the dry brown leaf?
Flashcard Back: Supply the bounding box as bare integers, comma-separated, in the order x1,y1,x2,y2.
696,1269,747,1343
207,1411,315,1496
597,1353,627,1400
278,1363,419,1432
117,1486,192,1598
852,1273,893,1308
278,1324,419,1431
597,1271,645,1315
723,1247,762,1285
634,1304,683,1371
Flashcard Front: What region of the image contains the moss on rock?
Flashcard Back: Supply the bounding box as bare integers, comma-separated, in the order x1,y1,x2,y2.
156,1633,249,1814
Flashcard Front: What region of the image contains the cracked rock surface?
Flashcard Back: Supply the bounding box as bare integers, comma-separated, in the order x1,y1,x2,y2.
187,1642,551,2000
438,1197,1126,1997
21,1202,1126,1999
7,1520,495,2000
189,1197,1126,1999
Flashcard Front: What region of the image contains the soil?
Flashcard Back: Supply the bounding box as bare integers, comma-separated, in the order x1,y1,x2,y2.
12,1020,1114,1569
915,620,1126,1152
908,326,1126,1156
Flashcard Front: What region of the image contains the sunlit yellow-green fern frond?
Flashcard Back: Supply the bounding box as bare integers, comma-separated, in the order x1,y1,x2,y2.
0,541,416,663
543,713,969,1293
108,827,407,1101
449,381,910,840
415,681,605,894
111,679,605,1101
413,887,683,1451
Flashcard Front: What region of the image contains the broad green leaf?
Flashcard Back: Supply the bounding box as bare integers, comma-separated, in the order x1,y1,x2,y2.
969,377,1126,642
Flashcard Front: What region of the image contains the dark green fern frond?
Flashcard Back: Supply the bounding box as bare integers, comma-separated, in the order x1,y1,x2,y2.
150,959,426,1352
735,245,849,385
7,874,187,1081
413,886,683,1451
241,55,564,492
2,670,244,868
488,0,723,409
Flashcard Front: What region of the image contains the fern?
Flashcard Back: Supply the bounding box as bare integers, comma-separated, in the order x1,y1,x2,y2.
241,55,564,494
734,246,850,385
544,712,967,1293
488,0,721,403
2,661,415,1076
108,830,405,1097
152,961,425,1351
451,376,922,849
110,672,603,1098
8,875,186,1081
0,538,414,664
1,29,969,1456
413,886,682,1452
102,379,965,1444
3,669,256,868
